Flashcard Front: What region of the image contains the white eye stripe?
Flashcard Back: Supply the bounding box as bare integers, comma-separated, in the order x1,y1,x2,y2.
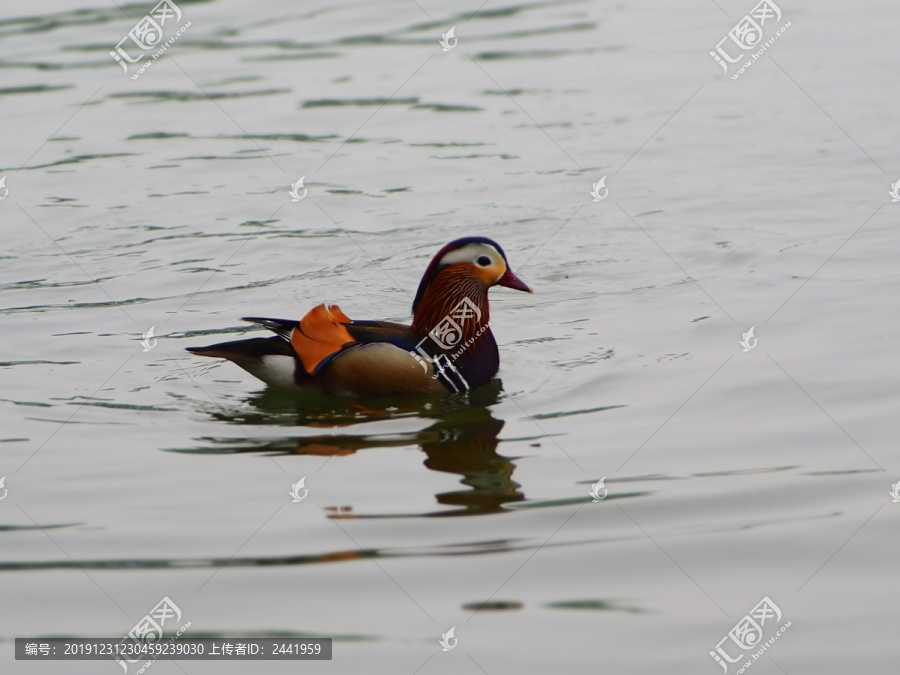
438,243,501,267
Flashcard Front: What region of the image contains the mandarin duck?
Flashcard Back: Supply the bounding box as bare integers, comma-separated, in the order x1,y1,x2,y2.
186,237,532,397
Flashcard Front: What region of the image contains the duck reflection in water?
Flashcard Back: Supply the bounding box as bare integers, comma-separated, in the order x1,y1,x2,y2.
187,380,524,517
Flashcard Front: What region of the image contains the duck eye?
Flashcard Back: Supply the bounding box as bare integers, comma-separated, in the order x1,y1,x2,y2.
477,256,491,267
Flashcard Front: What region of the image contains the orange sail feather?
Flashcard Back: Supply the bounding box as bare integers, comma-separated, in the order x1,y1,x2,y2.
291,304,355,374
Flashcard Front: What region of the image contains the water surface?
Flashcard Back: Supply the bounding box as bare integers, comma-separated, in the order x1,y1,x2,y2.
1,0,899,673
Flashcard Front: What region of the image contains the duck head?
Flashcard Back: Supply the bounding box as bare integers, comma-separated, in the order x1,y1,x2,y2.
412,237,532,327
410,237,531,392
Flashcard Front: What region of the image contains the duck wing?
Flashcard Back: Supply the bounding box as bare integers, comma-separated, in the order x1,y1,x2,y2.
247,309,446,395
343,319,419,350
244,305,424,373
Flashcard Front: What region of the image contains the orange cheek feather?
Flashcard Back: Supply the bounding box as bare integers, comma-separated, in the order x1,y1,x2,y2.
471,263,504,286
